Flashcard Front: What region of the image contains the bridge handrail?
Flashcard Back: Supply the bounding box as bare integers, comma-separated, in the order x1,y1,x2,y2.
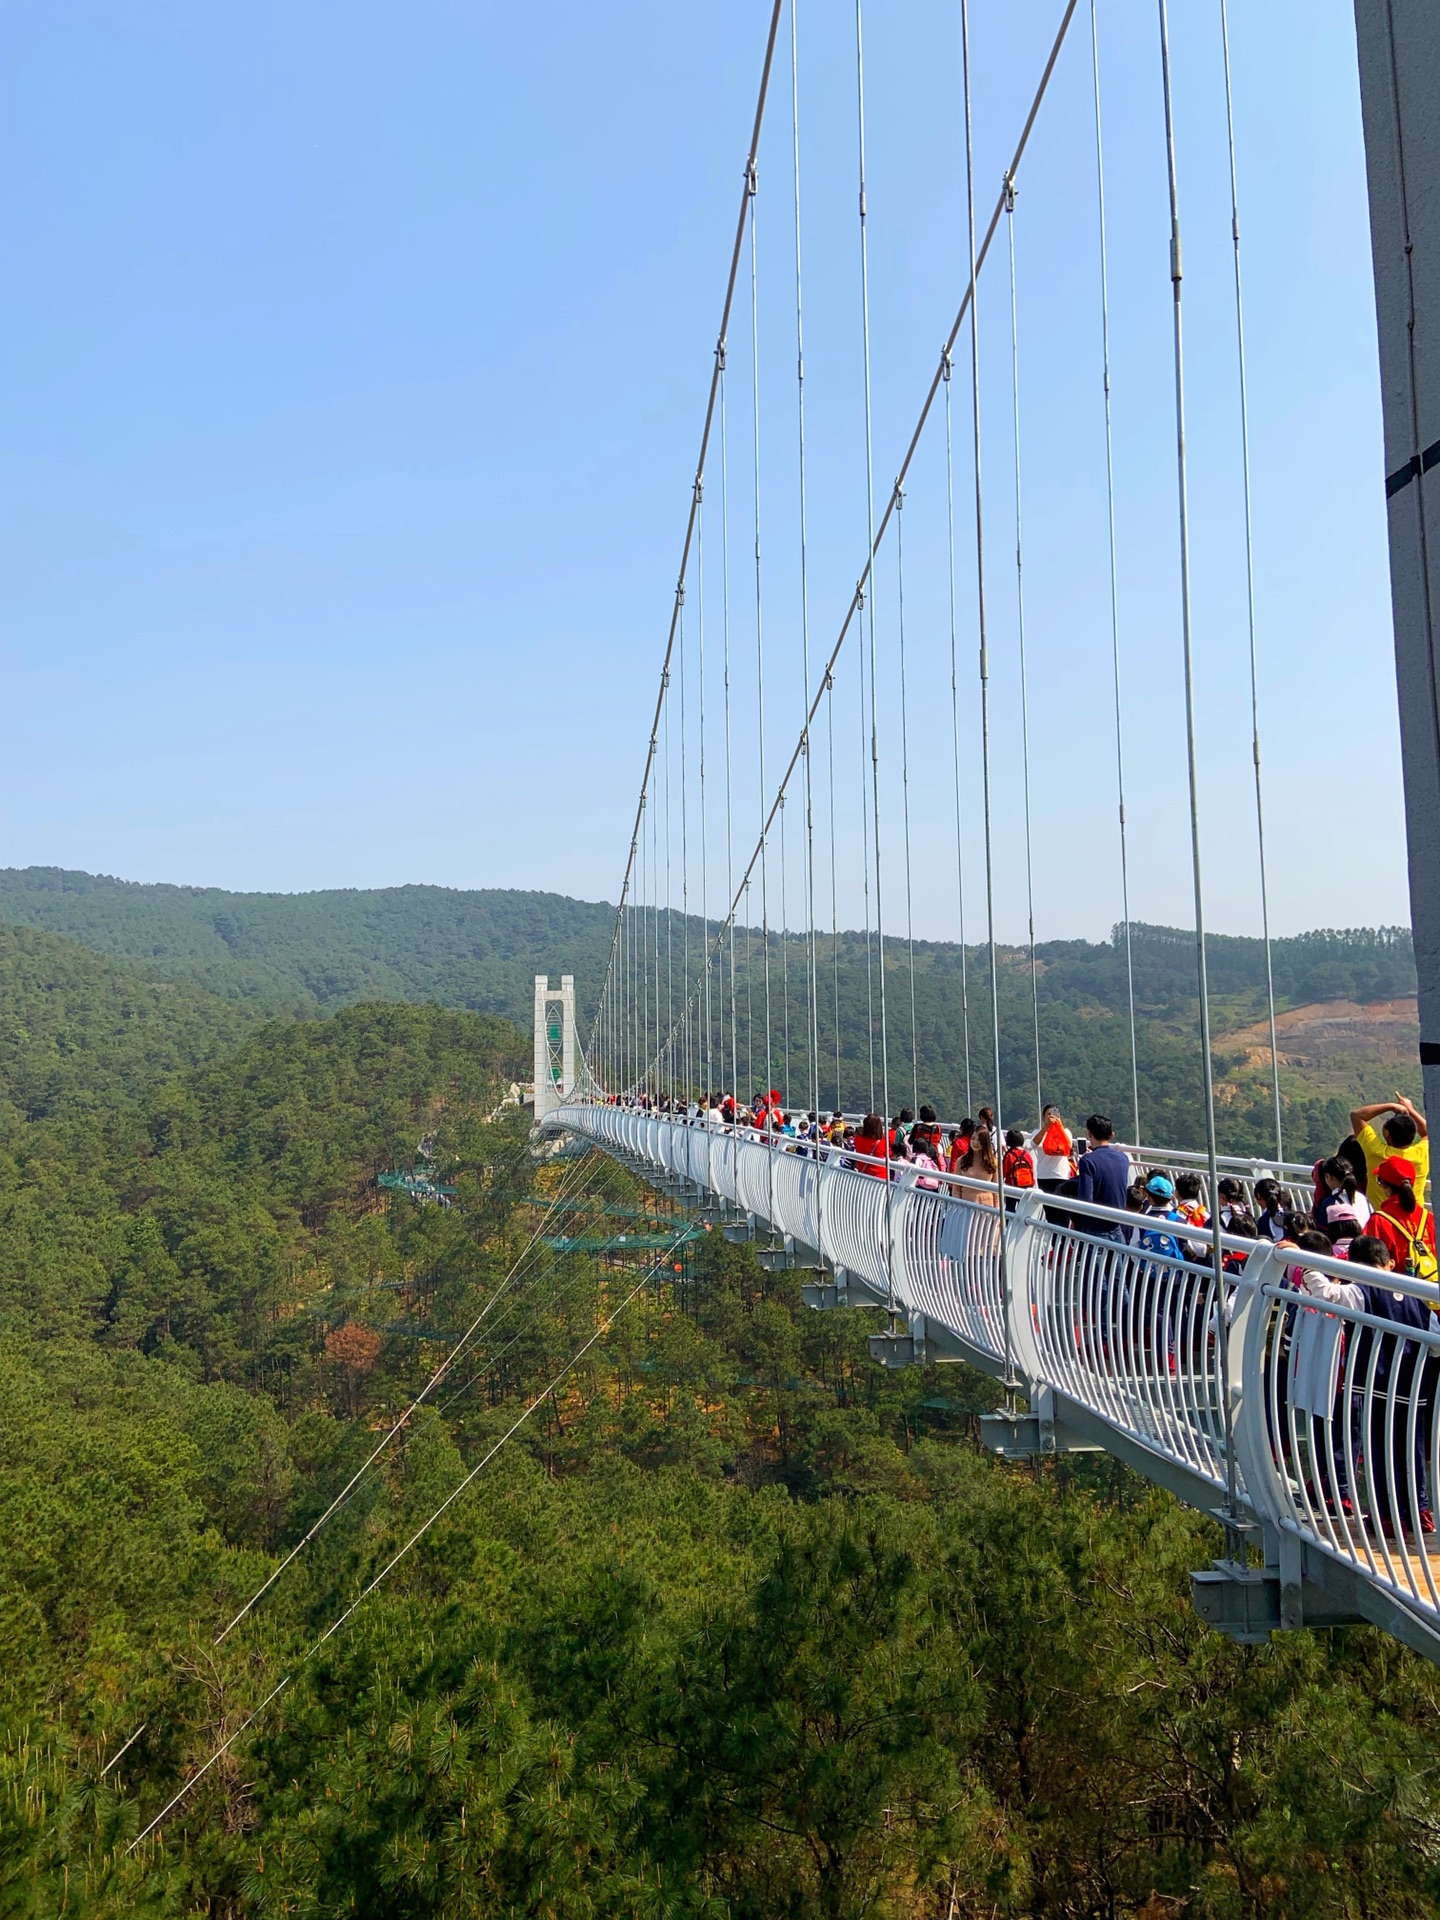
555,1101,1440,1647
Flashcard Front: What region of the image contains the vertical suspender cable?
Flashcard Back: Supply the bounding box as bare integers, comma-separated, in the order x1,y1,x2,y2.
895,484,920,1114
854,0,891,1146
780,796,792,1099
944,352,975,1116
827,673,841,1108
960,0,1009,1275
790,0,821,1120
749,166,775,1117
653,757,662,1094
1219,0,1283,1164
745,879,755,1094
1005,176,1044,1123
640,784,649,1094
664,668,674,1103
592,2,785,1103
721,348,740,1102
697,485,711,1093
1090,0,1142,1143
680,582,692,1099
1157,0,1239,1523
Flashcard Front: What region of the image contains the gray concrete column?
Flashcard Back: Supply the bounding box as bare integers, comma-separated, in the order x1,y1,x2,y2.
1354,0,1440,1118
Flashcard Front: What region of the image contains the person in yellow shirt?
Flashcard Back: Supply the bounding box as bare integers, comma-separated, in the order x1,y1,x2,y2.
1349,1092,1430,1207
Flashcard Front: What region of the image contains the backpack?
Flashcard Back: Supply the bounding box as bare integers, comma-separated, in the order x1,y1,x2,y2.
1391,1207,1439,1285
1039,1120,1070,1158
1003,1146,1036,1188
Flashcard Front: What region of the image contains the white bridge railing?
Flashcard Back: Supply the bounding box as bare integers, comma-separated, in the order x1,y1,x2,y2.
551,1102,1440,1659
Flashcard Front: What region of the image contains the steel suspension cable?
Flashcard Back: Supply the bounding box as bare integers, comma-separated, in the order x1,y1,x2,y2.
1089,0,1142,1142
680,588,692,1098
827,671,841,1107
1218,0,1283,1163
1156,0,1239,1523
1005,176,1043,1122
589,0,786,1093
944,352,975,1115
721,349,739,1100
790,0,821,1119
895,484,920,1114
652,761,661,1095
960,0,1004,1158
749,170,775,1116
697,485,712,1093
672,648,683,1105
639,3,1080,1095
855,0,891,1140
780,794,792,1100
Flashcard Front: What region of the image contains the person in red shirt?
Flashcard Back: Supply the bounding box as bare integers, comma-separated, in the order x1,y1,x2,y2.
1368,1154,1437,1283
852,1114,890,1177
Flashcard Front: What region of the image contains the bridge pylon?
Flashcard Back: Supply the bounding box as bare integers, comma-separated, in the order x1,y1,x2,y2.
1355,0,1440,1116
532,974,576,1124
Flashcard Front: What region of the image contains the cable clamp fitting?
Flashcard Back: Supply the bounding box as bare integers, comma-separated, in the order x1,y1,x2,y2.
746,158,758,197
1003,171,1016,213
716,338,727,370
893,480,904,511
693,475,704,505
941,344,953,382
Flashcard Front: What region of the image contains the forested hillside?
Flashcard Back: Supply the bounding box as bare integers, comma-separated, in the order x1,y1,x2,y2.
0,925,1438,1912
0,868,1417,1160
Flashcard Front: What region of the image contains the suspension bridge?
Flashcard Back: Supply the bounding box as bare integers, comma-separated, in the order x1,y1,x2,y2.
536,0,1440,1664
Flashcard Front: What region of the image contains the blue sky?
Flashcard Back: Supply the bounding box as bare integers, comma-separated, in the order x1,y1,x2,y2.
0,1,1404,944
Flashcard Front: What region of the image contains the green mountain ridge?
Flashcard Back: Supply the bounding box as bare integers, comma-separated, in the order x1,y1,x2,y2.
0,866,1417,1160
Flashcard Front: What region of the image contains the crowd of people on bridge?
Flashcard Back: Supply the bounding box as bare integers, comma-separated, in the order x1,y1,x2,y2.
606,1085,1432,1268
609,1079,1437,1541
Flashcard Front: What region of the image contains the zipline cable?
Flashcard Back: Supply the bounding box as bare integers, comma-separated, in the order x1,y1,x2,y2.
1218,0,1283,1164
130,1240,683,1855
1005,174,1044,1122
1089,0,1142,1143
212,1146,606,1645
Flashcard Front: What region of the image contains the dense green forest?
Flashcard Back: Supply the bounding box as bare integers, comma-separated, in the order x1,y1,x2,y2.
0,918,1438,1914
0,868,1420,1160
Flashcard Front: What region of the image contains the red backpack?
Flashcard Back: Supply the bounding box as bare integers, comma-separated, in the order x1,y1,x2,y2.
1003,1146,1036,1188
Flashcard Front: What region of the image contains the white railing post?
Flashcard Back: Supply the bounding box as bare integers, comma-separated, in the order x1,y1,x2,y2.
1000,1189,1046,1395
1228,1241,1288,1530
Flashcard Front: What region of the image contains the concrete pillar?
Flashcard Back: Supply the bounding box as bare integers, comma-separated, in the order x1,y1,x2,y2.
1354,0,1440,1117
532,974,577,1122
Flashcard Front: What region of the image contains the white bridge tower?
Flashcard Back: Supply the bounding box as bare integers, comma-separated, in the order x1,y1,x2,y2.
532,974,576,1123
